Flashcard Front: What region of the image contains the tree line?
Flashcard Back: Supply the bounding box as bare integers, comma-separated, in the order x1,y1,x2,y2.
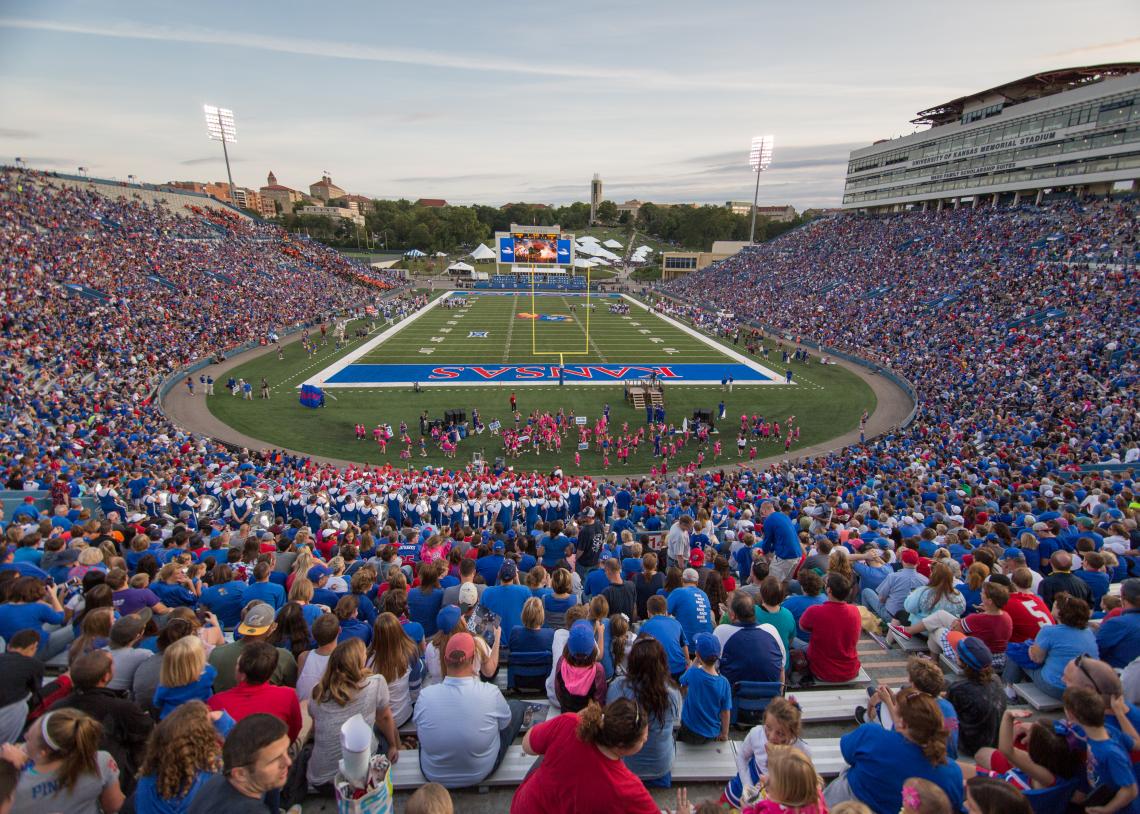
272,197,811,254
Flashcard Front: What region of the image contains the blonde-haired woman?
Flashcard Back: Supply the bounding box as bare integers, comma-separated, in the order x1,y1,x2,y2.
307,639,400,791
153,636,216,719
5,707,124,814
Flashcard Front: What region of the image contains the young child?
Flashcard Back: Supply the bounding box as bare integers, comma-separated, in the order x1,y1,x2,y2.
898,778,952,814
726,697,812,809
406,781,453,814
553,620,607,713
152,635,216,719
678,632,732,744
966,708,1084,790
741,744,825,814
1064,686,1139,814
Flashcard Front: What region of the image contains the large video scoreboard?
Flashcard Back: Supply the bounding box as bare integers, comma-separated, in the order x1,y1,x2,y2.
496,224,574,267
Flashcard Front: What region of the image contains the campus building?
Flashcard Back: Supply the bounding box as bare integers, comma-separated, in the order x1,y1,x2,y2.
843,63,1140,212
725,202,797,221
260,171,304,215
590,173,603,222
298,204,365,226
309,174,346,202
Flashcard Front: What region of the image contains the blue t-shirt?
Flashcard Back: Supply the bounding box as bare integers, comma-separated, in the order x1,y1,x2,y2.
407,588,445,637
242,581,287,611
667,586,713,646
1086,734,1139,814
153,664,217,719
133,770,216,814
0,603,65,648
475,554,504,586
761,512,801,560
337,618,373,646
481,584,532,643
1074,570,1111,610
607,676,682,780
508,626,555,654
1036,624,1098,691
198,581,248,629
783,593,827,641
841,724,965,814
1097,609,1140,668
640,615,688,675
150,582,198,609
679,665,732,738
852,563,892,595
584,569,610,599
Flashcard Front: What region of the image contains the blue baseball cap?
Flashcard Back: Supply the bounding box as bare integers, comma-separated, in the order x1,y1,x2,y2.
498,560,518,582
1001,548,1024,561
436,605,461,635
492,540,505,552
694,633,721,662
567,620,596,657
307,565,330,581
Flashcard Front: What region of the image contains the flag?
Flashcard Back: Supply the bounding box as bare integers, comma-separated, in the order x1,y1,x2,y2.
299,384,324,409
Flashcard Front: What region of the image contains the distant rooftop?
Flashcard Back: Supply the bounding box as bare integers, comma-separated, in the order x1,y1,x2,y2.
911,63,1140,128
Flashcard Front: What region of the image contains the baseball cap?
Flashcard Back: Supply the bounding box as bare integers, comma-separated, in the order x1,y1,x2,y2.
689,549,705,567
682,568,700,583
403,621,425,643
436,605,461,635
694,632,721,662
953,634,993,672
498,560,518,582
900,549,919,566
444,631,475,665
458,582,479,608
237,603,276,636
492,540,505,552
567,620,596,657
1002,547,1025,561
307,565,330,582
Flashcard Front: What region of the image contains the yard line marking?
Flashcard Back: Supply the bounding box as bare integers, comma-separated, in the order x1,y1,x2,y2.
503,294,518,362
560,296,606,363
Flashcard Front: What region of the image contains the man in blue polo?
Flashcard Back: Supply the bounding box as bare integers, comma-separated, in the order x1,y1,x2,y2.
759,501,802,582
667,568,713,646
1096,578,1140,668
712,591,785,687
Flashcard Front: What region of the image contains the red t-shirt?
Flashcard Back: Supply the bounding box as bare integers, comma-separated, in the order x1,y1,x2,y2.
800,600,862,682
1004,592,1054,643
960,611,1013,653
207,681,303,743
511,713,660,814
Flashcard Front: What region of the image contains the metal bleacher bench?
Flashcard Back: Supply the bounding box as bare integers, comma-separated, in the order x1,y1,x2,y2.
390,737,847,791
1012,683,1064,711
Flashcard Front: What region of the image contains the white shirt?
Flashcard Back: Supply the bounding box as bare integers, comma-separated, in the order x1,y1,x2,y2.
413,676,511,787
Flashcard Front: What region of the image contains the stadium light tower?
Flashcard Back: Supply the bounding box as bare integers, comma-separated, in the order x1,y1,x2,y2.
748,134,775,244
203,104,237,204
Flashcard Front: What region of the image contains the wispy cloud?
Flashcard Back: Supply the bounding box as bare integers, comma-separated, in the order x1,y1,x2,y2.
0,17,967,96
391,172,524,184
1046,37,1140,60
180,156,248,166
0,128,38,139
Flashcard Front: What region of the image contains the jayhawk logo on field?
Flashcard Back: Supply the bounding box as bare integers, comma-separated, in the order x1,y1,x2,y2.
468,331,488,338
516,313,571,322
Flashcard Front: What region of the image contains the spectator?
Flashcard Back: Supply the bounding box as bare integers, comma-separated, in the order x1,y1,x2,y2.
242,562,286,611
667,568,714,647
413,632,525,788
49,650,152,793
606,636,682,785
713,591,785,689
511,698,671,814
783,569,826,645
408,561,446,637
755,577,796,666
553,620,607,713
334,595,372,645
639,595,690,681
198,565,248,630
1059,656,1140,743
890,562,967,640
509,598,555,656
152,636,217,719
441,558,484,608
0,629,44,744
367,612,424,728
967,708,1084,791
633,553,666,621
799,573,863,684
678,633,731,744
207,641,302,744
104,611,153,692
962,777,1032,814
1095,578,1140,668
824,689,963,813
0,577,69,660
1002,592,1097,700
665,515,694,572
726,696,812,809
208,603,298,693
759,502,802,582
600,558,637,621
744,745,826,814
296,613,340,705
1061,686,1138,814
1038,552,1092,608
6,706,124,814
925,582,1013,668
185,714,292,814
945,636,1007,757
481,560,531,644
863,549,927,625
857,657,959,759
1004,568,1054,644
306,638,399,791
133,700,223,814
542,568,579,630
406,782,454,814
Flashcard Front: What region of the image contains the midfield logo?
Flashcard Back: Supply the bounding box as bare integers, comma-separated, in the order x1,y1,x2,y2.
468,331,488,338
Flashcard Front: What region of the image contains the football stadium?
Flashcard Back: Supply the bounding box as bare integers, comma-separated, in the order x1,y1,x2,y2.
1,8,1139,814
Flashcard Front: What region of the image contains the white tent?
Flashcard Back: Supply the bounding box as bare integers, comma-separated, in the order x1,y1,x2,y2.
603,239,623,249
433,251,447,257
589,257,611,266
577,235,600,243
470,269,490,281
572,258,596,268
404,248,426,258
448,261,474,272
637,245,653,252
575,243,602,256
469,243,496,261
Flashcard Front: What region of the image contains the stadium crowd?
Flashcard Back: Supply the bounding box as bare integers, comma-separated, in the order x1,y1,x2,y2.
0,170,1137,813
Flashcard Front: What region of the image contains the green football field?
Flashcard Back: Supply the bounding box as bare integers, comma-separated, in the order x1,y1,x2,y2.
206,291,877,474
353,292,741,366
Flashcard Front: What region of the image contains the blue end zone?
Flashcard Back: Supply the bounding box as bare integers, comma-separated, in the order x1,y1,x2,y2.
324,363,775,385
